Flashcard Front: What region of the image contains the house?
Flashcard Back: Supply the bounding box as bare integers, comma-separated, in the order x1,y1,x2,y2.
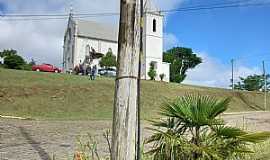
63,4,170,82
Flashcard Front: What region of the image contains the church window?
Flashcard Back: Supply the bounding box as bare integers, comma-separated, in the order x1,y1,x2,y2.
153,19,157,32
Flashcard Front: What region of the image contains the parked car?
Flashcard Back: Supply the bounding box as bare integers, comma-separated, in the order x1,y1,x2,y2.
98,68,116,77
32,64,61,73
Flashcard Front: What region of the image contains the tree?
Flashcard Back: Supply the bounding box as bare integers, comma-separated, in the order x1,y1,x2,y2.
111,0,141,159
0,49,17,58
233,74,270,91
148,62,157,80
163,47,202,83
145,95,270,160
4,53,26,69
99,51,117,69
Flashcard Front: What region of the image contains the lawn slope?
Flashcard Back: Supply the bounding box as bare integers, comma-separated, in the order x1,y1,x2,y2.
0,68,269,120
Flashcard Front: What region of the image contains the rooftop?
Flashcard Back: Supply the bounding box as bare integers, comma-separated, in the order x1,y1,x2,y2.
76,20,118,42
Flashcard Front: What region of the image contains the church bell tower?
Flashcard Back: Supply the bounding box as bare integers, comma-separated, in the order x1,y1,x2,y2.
142,0,164,80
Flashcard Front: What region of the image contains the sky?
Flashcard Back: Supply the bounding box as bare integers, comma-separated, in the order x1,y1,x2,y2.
0,0,269,88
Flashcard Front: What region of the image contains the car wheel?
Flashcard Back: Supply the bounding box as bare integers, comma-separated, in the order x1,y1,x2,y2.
54,70,58,73
36,69,40,72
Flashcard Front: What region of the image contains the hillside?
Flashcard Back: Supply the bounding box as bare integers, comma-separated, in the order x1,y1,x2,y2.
0,68,269,120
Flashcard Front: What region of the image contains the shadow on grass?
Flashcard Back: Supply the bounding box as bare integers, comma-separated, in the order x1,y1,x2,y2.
19,126,51,160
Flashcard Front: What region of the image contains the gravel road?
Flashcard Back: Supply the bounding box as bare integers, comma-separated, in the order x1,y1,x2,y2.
1,111,270,160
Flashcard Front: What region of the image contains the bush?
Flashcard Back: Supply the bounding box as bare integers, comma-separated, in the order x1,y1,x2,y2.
100,51,117,69
159,73,165,81
4,54,26,69
145,94,270,160
21,64,33,71
148,62,157,80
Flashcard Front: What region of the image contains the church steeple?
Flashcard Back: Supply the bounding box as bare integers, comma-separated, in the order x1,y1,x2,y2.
69,2,74,19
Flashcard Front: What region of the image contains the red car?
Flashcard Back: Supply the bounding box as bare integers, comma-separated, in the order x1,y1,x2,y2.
32,64,61,73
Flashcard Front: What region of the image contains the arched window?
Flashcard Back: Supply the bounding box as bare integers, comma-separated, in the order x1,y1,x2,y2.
153,19,157,32
86,45,90,56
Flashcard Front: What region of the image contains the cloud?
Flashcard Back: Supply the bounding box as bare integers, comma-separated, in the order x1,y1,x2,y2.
183,53,261,88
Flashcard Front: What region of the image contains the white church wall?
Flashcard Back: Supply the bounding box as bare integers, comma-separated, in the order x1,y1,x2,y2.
75,37,99,66
100,41,118,56
144,13,163,38
143,13,164,60
160,62,170,82
145,57,169,82
75,37,118,69
144,36,163,60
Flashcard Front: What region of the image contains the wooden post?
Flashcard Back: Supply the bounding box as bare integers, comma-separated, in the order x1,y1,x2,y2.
231,59,234,90
111,0,141,160
263,60,267,111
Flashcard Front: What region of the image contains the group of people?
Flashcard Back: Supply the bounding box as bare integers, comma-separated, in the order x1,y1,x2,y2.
74,63,97,80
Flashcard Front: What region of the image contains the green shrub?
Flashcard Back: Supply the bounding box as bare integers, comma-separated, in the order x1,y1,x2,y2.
148,62,157,80
100,51,117,69
145,94,270,160
159,73,165,81
4,54,26,69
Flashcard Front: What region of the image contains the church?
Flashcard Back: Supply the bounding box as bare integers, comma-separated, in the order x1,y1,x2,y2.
62,4,170,82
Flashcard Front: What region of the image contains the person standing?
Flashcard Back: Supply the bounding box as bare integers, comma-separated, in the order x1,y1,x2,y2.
91,65,97,80
86,65,92,79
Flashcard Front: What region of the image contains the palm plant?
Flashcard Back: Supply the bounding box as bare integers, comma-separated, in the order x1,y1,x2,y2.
145,95,270,160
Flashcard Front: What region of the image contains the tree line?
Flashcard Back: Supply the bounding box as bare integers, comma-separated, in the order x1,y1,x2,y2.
232,74,270,92
0,49,35,70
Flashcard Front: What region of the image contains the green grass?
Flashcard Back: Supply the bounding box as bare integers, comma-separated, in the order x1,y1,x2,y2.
0,68,269,120
246,140,270,160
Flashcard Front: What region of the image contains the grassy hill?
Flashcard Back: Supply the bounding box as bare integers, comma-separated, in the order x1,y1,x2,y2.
0,68,269,120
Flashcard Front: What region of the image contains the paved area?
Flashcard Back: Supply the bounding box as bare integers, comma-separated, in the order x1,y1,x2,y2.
1,112,270,160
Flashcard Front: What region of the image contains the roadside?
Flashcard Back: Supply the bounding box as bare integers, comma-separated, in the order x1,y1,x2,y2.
1,112,270,160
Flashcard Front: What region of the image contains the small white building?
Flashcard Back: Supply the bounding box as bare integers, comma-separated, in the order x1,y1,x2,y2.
63,6,170,82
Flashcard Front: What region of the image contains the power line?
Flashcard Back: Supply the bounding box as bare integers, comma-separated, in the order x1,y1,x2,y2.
1,1,270,21
0,17,69,21
148,0,254,13
157,2,270,13
0,14,121,21
0,13,68,17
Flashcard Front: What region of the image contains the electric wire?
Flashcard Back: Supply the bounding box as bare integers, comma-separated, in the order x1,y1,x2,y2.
1,0,270,21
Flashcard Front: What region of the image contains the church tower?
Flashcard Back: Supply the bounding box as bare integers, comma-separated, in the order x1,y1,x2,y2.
142,1,169,81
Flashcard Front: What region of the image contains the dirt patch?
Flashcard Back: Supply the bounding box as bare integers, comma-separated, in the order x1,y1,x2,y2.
1,112,270,160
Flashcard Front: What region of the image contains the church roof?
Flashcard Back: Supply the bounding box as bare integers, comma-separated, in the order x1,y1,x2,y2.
144,0,160,13
76,20,118,42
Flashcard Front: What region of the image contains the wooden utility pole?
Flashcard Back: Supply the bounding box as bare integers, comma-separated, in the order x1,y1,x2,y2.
136,0,144,159
231,59,234,90
111,0,141,160
263,60,267,111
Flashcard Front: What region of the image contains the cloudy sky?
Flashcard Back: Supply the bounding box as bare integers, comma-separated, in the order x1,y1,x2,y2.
0,0,269,88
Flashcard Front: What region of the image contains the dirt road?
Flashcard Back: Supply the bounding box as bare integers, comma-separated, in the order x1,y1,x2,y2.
1,111,270,160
